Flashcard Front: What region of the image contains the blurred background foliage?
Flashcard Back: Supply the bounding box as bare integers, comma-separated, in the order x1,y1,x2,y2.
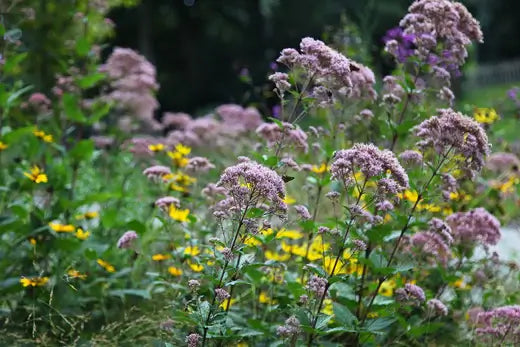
6,0,520,114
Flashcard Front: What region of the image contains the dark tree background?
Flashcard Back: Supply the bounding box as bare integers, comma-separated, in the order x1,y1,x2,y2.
108,0,520,114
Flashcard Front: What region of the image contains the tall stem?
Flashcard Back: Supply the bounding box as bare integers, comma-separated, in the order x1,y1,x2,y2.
357,147,453,333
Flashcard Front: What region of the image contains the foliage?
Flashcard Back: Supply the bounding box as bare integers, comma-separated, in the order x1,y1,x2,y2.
1,1,520,346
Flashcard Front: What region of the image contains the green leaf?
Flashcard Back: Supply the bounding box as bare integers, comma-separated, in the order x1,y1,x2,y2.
6,85,33,107
333,303,357,327
199,301,211,325
69,139,94,162
315,314,333,330
109,289,151,300
2,53,28,75
78,72,105,89
246,207,265,219
75,37,90,57
62,93,86,122
363,317,396,333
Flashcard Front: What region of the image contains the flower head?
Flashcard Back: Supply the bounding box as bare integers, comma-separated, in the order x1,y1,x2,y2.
97,259,116,273
20,276,49,287
330,143,408,194
217,161,286,215
413,108,489,176
427,299,448,316
394,0,483,74
24,165,48,183
447,208,501,246
168,204,190,222
49,222,75,233
185,333,201,347
117,230,138,249
276,316,301,338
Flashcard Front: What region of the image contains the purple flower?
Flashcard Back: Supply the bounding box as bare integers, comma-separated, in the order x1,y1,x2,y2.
383,26,416,63
395,283,425,303
413,108,489,176
217,161,287,215
330,143,409,193
306,275,328,296
476,306,520,343
294,205,311,220
155,196,180,211
117,230,138,249
185,333,201,347
427,299,448,316
215,288,230,302
276,316,301,338
447,208,501,247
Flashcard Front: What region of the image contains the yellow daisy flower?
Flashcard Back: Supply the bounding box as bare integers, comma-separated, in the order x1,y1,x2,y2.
24,165,48,183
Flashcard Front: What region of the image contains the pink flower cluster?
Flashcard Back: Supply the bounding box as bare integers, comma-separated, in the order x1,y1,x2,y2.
395,0,483,73
395,283,426,303
256,122,308,153
447,208,501,247
161,105,263,148
476,306,520,343
414,108,489,176
411,218,453,266
277,37,376,101
217,160,287,215
101,47,161,131
330,143,409,194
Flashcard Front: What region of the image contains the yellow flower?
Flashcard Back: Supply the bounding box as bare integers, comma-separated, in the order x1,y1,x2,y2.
97,259,115,273
397,190,419,203
168,172,196,192
452,278,471,290
175,143,191,156
184,246,200,256
244,235,262,247
417,203,441,213
67,269,87,280
474,108,499,124
275,228,303,240
168,151,189,168
442,207,454,216
168,266,183,276
324,256,347,275
152,253,172,261
379,279,396,297
281,241,307,257
29,238,37,246
265,250,291,261
282,195,296,205
49,222,75,233
24,165,48,183
322,298,333,316
367,312,379,319
258,291,276,305
33,129,54,143
20,276,49,287
219,298,237,309
493,176,519,194
311,163,328,174
168,204,190,222
75,228,90,240
148,143,165,152
75,211,99,220
0,141,8,151
188,260,204,272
